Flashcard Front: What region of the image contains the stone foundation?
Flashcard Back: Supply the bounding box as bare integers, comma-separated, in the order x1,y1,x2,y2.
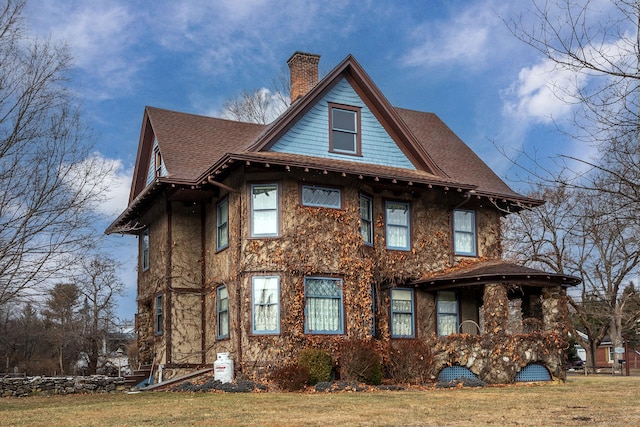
0,376,126,397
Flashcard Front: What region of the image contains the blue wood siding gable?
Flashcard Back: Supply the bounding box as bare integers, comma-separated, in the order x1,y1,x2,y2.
269,78,416,170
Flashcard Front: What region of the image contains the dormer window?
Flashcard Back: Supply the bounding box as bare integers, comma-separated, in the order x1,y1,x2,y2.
329,103,361,155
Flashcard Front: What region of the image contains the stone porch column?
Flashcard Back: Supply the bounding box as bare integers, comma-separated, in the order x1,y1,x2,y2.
482,283,509,335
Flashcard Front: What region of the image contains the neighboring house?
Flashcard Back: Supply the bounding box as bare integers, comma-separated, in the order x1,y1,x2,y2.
592,337,639,370
107,52,580,385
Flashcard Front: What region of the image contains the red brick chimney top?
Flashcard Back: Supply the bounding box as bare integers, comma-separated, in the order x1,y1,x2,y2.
287,51,320,103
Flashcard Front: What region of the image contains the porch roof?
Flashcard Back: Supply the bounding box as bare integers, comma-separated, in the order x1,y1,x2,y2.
411,259,581,291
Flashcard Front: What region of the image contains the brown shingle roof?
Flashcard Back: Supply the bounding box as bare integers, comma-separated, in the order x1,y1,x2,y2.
412,259,581,289
147,106,265,181
394,108,524,200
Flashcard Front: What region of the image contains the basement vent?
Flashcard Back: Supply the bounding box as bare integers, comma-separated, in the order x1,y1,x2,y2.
437,366,479,382
514,363,551,382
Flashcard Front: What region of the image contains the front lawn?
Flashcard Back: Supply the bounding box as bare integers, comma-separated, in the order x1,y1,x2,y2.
1,375,639,426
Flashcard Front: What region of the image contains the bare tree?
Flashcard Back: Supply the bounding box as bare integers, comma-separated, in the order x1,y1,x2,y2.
77,256,124,374
221,66,290,124
0,1,112,308
505,1,640,210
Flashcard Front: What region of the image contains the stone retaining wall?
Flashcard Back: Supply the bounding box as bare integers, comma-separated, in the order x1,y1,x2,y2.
0,376,126,397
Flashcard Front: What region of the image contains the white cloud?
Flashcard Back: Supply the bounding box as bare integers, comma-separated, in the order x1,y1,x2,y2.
502,59,584,124
97,157,133,219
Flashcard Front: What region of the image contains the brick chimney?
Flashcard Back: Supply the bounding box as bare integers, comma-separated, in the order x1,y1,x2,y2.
287,51,320,103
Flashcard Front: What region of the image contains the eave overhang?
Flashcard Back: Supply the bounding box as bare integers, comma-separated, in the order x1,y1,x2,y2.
197,152,543,209
411,260,581,292
105,177,216,235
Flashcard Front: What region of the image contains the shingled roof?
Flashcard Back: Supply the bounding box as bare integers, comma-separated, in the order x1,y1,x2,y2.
411,259,581,290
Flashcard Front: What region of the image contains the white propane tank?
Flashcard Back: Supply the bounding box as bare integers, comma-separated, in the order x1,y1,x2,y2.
214,352,234,383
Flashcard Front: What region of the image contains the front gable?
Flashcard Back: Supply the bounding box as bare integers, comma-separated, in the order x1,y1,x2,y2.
269,77,416,170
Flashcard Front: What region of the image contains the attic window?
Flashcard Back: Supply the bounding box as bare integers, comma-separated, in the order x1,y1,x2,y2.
146,138,166,185
329,103,361,155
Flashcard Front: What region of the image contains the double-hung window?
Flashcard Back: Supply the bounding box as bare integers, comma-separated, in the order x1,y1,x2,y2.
453,210,476,256
251,183,278,237
437,291,458,336
305,277,344,334
391,288,414,337
216,198,229,251
217,286,229,339
385,201,410,250
329,104,360,155
141,229,150,271
301,185,341,209
252,276,280,334
360,194,373,245
155,294,163,335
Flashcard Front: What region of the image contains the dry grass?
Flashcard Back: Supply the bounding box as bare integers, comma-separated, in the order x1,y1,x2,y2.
1,375,639,426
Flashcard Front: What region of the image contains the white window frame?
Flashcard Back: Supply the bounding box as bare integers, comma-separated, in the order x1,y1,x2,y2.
304,277,344,335
301,185,341,209
385,200,410,250
390,288,414,338
360,194,373,245
252,276,280,335
216,197,229,251
217,286,229,339
437,291,459,336
453,209,477,256
250,183,279,237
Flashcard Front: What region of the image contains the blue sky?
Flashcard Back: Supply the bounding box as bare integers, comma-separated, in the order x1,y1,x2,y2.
22,0,619,318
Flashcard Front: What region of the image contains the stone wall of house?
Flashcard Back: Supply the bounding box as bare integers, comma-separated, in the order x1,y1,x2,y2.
0,376,125,397
197,169,508,376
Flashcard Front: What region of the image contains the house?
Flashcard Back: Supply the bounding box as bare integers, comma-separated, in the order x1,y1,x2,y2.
107,52,581,385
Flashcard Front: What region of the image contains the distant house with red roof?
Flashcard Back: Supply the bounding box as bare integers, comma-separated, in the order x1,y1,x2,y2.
107,52,580,385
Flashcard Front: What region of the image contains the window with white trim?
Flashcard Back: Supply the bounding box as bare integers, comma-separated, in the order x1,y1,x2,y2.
437,291,459,336
155,294,163,335
385,201,410,250
141,229,149,271
305,277,344,334
360,194,373,245
252,276,280,334
217,286,229,339
391,288,414,337
607,347,615,363
453,210,476,256
301,185,341,208
251,183,278,237
216,198,229,251
329,104,360,155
